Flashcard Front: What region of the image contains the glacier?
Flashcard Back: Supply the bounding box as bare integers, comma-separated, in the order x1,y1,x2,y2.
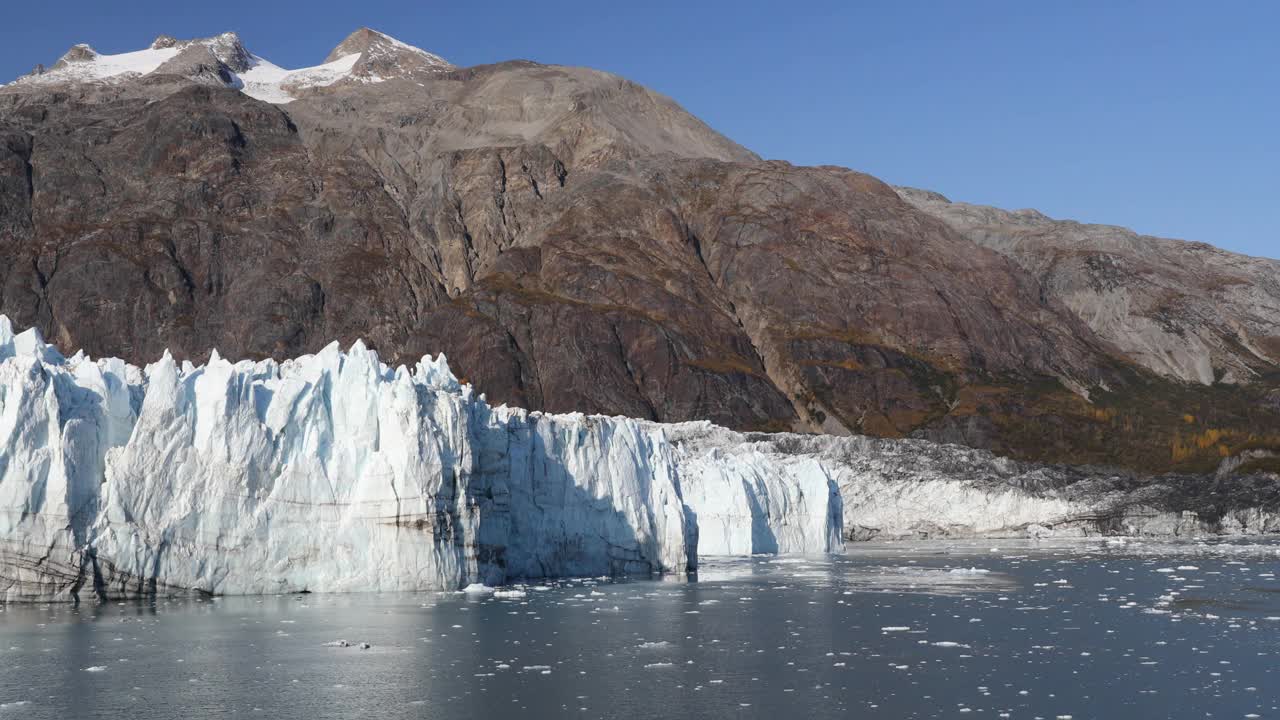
666,424,1280,543
0,316,833,601
0,316,1274,602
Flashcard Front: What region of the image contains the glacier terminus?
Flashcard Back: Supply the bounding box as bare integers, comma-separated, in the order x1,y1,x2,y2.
0,316,1274,602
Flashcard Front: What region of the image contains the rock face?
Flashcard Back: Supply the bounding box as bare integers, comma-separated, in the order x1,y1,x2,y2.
0,29,1278,474
323,27,453,81
896,187,1280,386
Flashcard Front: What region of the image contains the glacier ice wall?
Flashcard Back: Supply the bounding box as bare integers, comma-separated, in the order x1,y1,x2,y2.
4,315,1269,602
0,317,836,601
667,423,1280,542
678,446,842,555
667,423,1097,541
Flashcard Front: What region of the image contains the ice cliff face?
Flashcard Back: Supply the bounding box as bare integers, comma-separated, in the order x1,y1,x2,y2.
0,317,835,601
667,423,1280,542
1,314,1274,602
678,446,842,555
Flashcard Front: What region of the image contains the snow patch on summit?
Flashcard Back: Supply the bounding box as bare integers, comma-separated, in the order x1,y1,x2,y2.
14,44,182,85
236,53,361,104
6,28,454,104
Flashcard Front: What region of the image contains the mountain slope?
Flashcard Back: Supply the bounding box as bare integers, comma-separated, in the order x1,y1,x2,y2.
0,29,1277,474
897,187,1280,385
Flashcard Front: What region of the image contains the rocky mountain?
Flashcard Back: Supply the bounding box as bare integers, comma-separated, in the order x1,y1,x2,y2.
323,26,452,79
897,187,1280,386
0,29,1277,475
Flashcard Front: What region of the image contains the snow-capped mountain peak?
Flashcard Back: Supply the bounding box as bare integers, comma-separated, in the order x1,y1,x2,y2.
12,32,253,87
21,42,179,85
54,43,98,66
6,28,453,104
237,28,453,102
324,27,452,78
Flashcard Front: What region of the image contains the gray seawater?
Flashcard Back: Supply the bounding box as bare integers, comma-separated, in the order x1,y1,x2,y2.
2,539,1278,719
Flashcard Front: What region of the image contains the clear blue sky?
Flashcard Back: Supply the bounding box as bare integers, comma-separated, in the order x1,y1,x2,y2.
3,1,1277,258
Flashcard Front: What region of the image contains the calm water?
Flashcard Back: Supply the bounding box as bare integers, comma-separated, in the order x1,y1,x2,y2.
2,539,1278,719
